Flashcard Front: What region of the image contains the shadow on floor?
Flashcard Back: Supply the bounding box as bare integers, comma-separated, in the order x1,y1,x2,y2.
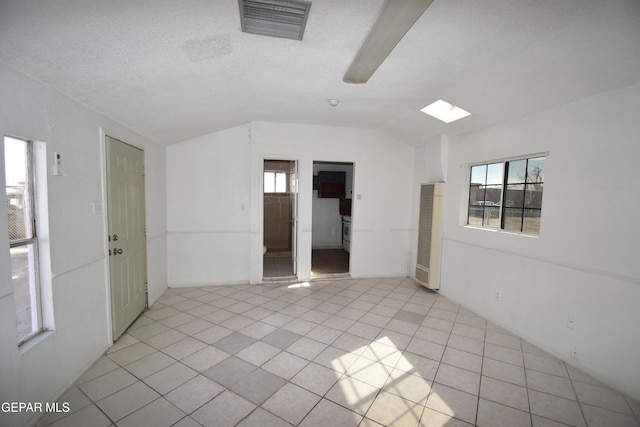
312,249,349,275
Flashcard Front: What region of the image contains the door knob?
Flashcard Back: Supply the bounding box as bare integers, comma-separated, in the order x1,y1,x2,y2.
113,248,123,255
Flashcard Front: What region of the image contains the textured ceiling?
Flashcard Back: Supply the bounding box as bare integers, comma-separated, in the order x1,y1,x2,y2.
1,0,639,146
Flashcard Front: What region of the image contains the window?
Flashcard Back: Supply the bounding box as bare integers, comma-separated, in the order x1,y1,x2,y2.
468,155,545,234
4,136,46,344
264,171,288,193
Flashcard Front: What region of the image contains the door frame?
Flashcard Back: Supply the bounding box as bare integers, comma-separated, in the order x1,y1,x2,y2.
260,156,299,281
100,129,148,343
310,160,355,277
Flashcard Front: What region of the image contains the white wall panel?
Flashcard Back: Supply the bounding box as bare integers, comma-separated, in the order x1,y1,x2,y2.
438,82,640,400
0,63,167,427
166,121,415,286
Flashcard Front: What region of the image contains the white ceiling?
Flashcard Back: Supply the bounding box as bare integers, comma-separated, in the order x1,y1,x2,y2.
1,0,639,146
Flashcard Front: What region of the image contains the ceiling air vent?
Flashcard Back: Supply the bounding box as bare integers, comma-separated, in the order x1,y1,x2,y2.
238,0,312,41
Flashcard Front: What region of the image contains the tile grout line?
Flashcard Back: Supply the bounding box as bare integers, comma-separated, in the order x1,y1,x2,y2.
50,278,640,427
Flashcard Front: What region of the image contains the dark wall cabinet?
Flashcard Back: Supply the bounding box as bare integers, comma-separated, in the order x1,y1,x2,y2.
314,171,345,198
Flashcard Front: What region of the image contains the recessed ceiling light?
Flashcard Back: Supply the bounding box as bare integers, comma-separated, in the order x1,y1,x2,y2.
328,99,340,107
420,99,471,123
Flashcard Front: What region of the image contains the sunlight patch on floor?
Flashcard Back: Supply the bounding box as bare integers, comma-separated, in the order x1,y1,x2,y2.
332,335,454,425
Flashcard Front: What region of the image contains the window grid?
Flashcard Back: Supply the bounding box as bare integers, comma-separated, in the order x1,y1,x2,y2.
467,156,545,235
264,171,288,193
4,136,43,345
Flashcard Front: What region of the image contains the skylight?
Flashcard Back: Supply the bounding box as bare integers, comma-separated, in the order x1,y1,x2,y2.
421,99,471,123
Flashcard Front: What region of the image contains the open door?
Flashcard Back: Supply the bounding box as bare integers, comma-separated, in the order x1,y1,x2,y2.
311,161,353,276
106,136,147,339
263,160,297,279
290,161,298,276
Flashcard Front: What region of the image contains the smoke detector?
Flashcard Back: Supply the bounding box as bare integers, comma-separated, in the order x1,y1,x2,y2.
238,0,312,41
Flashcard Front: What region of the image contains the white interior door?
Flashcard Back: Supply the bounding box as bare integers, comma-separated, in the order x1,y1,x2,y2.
290,161,298,275
106,136,146,340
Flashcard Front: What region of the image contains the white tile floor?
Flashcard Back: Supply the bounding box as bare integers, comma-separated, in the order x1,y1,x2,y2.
38,277,640,427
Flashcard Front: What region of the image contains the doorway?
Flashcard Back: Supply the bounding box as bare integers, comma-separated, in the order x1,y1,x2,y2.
263,160,297,279
106,136,147,340
311,161,353,276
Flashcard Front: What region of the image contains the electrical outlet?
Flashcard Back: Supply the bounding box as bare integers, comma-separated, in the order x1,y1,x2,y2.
567,314,575,329
570,345,578,359
495,291,500,302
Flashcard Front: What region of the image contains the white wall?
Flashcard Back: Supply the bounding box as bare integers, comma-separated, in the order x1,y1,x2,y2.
0,63,167,427
166,121,415,286
166,125,252,286
409,134,449,278
434,83,640,400
250,122,415,283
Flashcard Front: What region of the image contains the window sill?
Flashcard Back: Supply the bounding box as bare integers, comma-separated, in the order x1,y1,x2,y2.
464,224,499,233
464,224,540,238
18,330,54,355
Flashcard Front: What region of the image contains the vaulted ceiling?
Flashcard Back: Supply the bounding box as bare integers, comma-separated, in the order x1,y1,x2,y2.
1,0,639,146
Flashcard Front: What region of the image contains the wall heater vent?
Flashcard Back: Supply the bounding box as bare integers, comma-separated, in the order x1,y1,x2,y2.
415,183,444,289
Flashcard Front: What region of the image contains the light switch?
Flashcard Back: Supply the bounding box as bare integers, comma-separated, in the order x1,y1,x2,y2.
92,201,102,215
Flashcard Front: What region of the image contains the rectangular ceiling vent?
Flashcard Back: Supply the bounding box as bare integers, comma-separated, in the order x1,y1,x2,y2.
238,0,312,41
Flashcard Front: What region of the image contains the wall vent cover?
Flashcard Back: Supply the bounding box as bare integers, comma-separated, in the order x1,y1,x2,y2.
238,0,311,41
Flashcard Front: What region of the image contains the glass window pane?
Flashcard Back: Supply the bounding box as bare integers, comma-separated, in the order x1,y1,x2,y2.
3,137,27,186
527,157,545,184
470,165,487,185
484,206,501,229
469,165,487,209
7,190,27,240
505,184,525,208
5,137,31,241
468,163,502,227
484,184,502,205
11,244,40,343
264,172,275,192
468,199,484,225
486,163,504,185
523,209,541,234
469,185,486,206
525,183,544,209
275,172,287,193
503,207,524,232
506,159,527,184
467,212,483,227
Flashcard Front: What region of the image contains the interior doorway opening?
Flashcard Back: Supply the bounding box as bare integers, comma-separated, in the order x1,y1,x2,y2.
263,159,297,279
311,161,353,276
